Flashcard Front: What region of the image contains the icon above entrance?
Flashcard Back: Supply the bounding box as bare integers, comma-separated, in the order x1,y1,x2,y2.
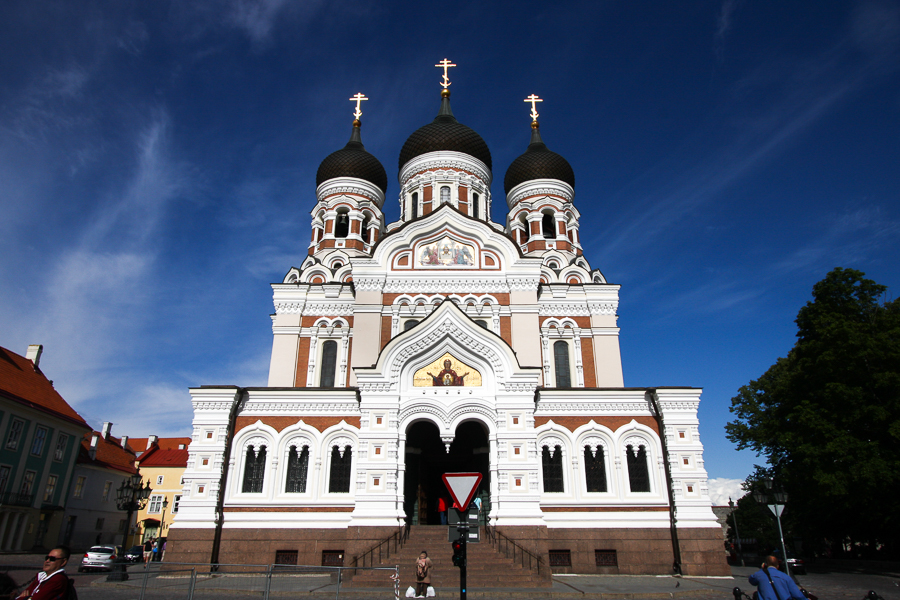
414,353,482,387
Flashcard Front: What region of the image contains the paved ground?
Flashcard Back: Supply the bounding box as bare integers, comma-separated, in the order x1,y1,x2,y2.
1,554,898,600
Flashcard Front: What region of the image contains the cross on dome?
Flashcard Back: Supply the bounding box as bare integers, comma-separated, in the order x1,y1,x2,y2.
524,94,543,122
435,58,456,89
349,93,368,120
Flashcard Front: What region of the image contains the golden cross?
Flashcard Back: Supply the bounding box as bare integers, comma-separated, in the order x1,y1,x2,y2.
524,94,543,122
435,58,456,89
349,93,368,119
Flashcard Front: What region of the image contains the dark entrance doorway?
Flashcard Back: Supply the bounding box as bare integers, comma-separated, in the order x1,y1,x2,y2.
404,420,490,525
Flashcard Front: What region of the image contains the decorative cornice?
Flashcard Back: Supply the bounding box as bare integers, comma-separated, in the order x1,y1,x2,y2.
506,179,575,209
588,302,618,315
354,277,385,292
316,177,385,207
534,402,651,414
274,302,305,315
399,151,492,187
382,278,512,294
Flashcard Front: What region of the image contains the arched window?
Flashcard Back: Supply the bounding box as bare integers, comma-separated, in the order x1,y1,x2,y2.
241,445,267,493
542,213,556,239
361,214,371,243
541,445,564,492
440,186,450,205
411,193,418,219
626,444,651,492
553,341,571,388
334,212,349,238
319,340,338,387
285,445,309,493
403,319,419,331
472,193,479,218
329,445,352,493
474,320,488,329
583,445,608,492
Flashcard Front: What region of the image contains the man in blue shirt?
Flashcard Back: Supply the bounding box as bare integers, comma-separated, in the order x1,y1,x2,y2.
749,556,805,600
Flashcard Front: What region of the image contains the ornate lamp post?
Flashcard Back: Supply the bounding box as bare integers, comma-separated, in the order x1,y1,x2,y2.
753,479,790,576
728,497,745,567
115,473,153,551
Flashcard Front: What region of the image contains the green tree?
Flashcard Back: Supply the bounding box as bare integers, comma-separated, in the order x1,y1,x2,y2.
726,268,900,556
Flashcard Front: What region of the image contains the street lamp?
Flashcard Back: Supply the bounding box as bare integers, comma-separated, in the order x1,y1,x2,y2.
728,497,745,567
753,478,791,577
115,473,153,551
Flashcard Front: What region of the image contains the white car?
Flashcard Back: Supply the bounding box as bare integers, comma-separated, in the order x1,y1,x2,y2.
79,545,120,572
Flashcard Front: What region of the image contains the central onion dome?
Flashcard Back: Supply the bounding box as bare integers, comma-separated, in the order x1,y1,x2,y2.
398,90,492,172
317,120,388,193
503,122,574,194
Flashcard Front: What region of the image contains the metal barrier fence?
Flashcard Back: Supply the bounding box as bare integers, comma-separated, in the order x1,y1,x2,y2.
1,561,401,600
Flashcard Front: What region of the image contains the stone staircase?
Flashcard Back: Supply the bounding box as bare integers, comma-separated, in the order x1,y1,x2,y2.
347,525,550,588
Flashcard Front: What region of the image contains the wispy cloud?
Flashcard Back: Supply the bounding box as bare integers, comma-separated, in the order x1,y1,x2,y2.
714,0,743,62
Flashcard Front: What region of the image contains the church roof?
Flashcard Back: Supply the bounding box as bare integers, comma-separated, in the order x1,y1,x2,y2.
398,92,492,172
316,121,388,193
503,124,575,194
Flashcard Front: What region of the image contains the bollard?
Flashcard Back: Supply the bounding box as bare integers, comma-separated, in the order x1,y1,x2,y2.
106,557,130,581
733,587,744,600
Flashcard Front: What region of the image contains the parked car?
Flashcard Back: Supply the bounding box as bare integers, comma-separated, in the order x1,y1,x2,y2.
773,549,806,575
79,545,120,572
124,545,144,563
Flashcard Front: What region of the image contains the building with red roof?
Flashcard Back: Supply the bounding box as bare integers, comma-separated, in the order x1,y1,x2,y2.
133,438,190,547
0,344,91,552
61,422,138,551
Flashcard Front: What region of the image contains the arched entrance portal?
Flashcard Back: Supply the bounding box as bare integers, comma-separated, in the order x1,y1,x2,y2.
403,420,490,525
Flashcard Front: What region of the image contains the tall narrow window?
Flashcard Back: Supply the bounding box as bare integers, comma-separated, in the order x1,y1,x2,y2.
334,213,349,238
31,426,48,456
472,193,479,218
542,213,556,238
242,444,267,493
403,319,419,331
553,341,571,388
583,445,608,492
626,444,651,492
440,186,450,205
541,445,564,492
411,193,418,219
0,466,10,494
285,445,310,493
329,445,352,493
361,214,371,243
319,340,338,387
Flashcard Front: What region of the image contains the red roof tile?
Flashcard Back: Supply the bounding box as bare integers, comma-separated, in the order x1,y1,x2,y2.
138,447,189,468
0,346,90,429
127,437,192,453
78,433,138,474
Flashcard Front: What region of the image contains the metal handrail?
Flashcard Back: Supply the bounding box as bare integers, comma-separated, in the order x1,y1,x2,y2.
351,524,409,571
485,524,546,577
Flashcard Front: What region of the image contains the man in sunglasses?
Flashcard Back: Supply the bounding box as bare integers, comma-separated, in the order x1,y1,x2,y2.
16,545,71,599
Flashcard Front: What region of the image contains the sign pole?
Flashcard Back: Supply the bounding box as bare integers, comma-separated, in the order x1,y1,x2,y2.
458,518,468,600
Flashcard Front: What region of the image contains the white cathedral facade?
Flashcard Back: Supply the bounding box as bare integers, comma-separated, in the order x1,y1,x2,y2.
167,72,728,576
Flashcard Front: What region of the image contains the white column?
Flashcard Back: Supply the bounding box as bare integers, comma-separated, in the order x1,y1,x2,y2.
306,329,319,387
338,328,350,387
573,331,584,387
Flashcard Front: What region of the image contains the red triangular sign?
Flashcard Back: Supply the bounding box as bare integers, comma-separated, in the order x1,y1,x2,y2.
442,472,483,510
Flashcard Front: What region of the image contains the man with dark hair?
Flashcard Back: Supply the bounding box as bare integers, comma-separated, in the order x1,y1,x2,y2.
749,555,805,600
16,545,71,599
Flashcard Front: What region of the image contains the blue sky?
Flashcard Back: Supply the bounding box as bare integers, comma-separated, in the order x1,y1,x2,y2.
2,0,898,486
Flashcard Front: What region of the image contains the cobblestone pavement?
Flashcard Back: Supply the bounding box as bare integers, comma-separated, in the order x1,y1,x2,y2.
2,554,898,600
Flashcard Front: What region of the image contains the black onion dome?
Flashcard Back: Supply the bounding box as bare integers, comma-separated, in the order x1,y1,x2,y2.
503,124,575,195
316,121,388,193
398,92,492,172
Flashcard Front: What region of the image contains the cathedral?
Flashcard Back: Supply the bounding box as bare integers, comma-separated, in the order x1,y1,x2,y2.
167,62,729,577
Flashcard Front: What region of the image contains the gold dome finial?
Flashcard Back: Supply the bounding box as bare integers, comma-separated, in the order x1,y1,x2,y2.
349,92,368,121
524,94,543,124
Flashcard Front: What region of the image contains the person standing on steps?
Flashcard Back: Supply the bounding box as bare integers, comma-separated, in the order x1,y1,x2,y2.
414,550,433,598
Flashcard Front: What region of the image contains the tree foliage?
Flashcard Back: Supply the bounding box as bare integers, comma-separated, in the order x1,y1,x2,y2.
726,268,900,555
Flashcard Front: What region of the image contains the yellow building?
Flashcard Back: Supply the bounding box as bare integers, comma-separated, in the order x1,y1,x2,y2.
129,437,190,550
